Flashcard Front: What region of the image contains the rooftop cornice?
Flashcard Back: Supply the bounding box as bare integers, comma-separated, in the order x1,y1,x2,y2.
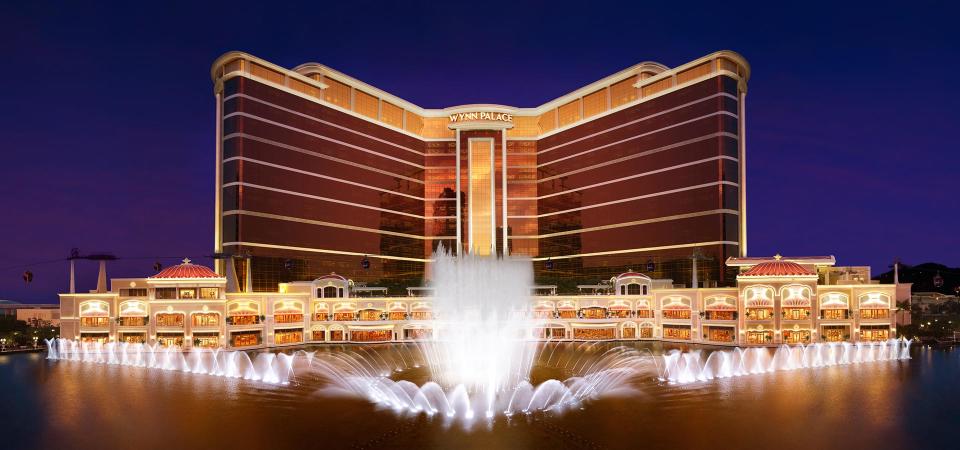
214,50,750,118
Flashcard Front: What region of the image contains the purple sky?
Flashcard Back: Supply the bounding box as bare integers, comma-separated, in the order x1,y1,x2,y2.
2,1,958,302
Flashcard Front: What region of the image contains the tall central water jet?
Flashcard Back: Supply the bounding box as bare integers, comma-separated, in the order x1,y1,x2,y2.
422,249,539,417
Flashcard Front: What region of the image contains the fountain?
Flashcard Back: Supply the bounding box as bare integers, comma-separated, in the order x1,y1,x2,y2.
46,250,913,428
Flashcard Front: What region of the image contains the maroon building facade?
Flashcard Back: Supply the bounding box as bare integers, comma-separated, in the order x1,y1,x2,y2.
210,51,750,292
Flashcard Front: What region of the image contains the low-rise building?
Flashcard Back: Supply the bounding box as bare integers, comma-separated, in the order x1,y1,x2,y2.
59,255,898,348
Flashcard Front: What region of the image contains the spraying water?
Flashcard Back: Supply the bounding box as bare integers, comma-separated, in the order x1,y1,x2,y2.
45,252,914,428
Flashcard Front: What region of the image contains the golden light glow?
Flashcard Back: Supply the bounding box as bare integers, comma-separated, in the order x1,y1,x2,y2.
469,139,493,255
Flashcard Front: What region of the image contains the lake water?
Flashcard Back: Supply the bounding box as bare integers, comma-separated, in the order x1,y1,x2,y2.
1,343,957,450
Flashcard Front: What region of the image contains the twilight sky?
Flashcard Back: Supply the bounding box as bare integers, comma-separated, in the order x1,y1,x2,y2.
1,1,958,302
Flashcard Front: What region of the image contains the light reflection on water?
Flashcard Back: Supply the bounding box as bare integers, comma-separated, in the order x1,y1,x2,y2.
1,344,957,450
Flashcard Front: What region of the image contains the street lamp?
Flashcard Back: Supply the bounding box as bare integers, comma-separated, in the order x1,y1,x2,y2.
1,338,6,352
33,336,38,348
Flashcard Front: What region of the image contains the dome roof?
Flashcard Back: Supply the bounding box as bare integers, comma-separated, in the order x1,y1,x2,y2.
149,258,222,279
739,255,815,277
316,273,347,282
617,271,650,279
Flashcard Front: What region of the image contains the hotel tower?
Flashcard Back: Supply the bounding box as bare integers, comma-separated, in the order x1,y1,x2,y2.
211,51,750,292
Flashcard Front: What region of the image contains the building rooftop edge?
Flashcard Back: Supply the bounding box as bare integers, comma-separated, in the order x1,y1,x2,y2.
211,49,750,117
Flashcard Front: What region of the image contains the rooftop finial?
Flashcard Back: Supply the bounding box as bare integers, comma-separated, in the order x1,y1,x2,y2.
774,253,782,260
182,257,192,265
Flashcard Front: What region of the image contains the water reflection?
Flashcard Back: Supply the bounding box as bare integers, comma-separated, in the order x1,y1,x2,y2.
1,344,956,450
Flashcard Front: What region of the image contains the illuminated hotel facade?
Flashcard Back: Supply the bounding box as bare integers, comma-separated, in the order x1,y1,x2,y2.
58,255,898,348
211,50,749,291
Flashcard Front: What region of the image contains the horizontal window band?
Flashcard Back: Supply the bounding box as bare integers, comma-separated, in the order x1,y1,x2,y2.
529,241,740,261
223,182,429,219
225,93,425,157
509,181,739,218
224,111,425,169
507,209,739,238
223,210,456,240
224,156,423,201
222,240,737,263
223,242,431,263
224,133,424,184
537,92,737,155
539,110,738,168
539,132,737,183
537,155,738,199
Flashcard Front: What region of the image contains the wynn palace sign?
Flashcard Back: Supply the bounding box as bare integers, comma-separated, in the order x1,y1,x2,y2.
448,111,514,123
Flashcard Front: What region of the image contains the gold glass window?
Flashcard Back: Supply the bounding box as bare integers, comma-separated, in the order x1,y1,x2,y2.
642,77,673,97
287,77,322,99
199,288,219,299
581,89,607,118
610,76,638,108
507,116,539,138
538,109,557,133
178,288,196,299
676,61,714,84
353,90,378,119
381,101,403,128
557,100,581,127
323,78,352,108
469,139,494,255
249,62,284,84
404,111,424,134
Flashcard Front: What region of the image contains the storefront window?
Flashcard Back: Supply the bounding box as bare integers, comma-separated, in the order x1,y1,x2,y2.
860,309,889,319
783,330,811,344
118,317,146,327
80,317,111,327
158,333,184,347
275,313,304,323
573,328,616,340
193,333,219,348
746,330,773,344
745,308,773,320
192,313,220,327
580,307,607,319
352,330,392,342
663,309,691,320
822,309,847,320
275,329,304,345
860,326,890,341
706,311,735,320
636,310,654,318
358,309,381,321
156,313,184,328
229,314,260,325
155,288,177,299
782,308,811,320
706,326,735,342
333,312,355,321
822,326,849,342
231,331,260,347
663,325,691,340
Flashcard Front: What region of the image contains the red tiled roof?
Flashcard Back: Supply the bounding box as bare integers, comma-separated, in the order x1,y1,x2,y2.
149,258,222,279
740,260,815,277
